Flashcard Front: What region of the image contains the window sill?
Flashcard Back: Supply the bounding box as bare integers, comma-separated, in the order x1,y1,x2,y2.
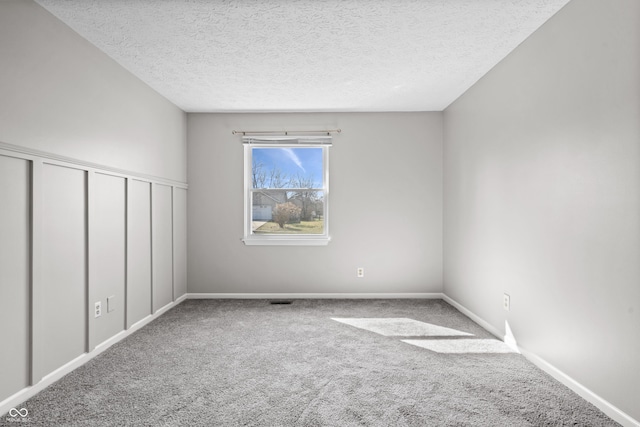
242,236,331,246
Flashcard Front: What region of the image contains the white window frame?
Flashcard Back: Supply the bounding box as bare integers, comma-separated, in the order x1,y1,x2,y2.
242,137,330,246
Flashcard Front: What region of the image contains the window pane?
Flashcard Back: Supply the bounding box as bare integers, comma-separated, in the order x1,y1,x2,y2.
252,190,324,234
252,147,323,189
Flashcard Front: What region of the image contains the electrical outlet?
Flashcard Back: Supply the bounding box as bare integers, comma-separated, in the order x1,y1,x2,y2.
503,293,511,311
357,267,364,278
95,301,102,318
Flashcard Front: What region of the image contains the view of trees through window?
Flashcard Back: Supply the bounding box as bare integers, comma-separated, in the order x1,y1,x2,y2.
250,147,324,235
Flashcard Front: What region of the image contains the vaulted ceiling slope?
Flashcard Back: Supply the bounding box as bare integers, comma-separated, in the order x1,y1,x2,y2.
35,0,571,112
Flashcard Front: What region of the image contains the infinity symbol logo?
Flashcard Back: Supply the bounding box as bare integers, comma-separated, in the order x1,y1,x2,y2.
9,408,28,417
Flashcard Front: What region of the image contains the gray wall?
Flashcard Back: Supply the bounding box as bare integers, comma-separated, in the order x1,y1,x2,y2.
152,184,176,310
126,180,153,328
443,0,639,421
0,0,187,405
0,156,31,402
91,173,126,348
173,188,189,298
3,0,634,421
188,112,443,294
0,0,187,182
41,165,88,376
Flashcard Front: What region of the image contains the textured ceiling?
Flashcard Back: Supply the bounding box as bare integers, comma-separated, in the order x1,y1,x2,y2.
35,0,571,112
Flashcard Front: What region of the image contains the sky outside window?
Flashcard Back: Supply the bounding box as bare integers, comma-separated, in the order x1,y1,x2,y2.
252,147,323,189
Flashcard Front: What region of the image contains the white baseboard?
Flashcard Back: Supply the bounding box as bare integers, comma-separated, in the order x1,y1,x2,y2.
4,292,636,426
187,292,445,299
441,295,639,427
518,347,639,427
441,294,504,339
0,294,187,418
92,294,187,353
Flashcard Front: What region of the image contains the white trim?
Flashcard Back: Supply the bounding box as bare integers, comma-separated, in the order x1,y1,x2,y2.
87,170,95,352
242,236,330,246
518,347,639,427
171,187,175,302
0,296,186,418
441,294,640,427
5,291,635,426
0,141,187,189
154,296,185,316
187,293,445,299
243,143,330,245
30,159,43,384
441,294,504,339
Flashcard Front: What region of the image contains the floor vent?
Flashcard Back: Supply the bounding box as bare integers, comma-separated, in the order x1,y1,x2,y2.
270,300,293,305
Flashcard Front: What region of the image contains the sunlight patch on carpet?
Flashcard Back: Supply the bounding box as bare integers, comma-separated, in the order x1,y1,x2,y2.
331,318,473,337
402,339,517,354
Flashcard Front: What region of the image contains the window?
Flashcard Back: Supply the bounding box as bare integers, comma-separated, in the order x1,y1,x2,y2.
243,136,330,245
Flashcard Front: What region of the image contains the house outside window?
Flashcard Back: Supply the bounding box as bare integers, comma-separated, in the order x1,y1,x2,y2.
242,136,330,245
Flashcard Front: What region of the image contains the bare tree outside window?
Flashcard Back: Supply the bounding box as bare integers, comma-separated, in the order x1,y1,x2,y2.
247,146,327,237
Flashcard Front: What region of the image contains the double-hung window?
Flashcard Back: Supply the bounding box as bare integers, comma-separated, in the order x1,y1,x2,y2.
243,135,330,245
